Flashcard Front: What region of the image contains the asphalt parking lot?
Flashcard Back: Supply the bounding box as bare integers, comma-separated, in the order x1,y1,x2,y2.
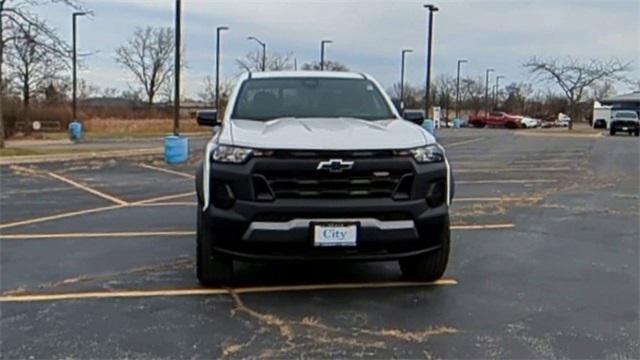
1,128,638,358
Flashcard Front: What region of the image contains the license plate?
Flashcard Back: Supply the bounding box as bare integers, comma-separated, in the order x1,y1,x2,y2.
313,223,357,247
622,127,629,131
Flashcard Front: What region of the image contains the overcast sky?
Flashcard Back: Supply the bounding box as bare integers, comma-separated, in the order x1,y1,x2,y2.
33,0,639,99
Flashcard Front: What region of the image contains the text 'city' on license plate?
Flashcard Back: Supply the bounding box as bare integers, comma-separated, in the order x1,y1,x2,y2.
314,223,357,247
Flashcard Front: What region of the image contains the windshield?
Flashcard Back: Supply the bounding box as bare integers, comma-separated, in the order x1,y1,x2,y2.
615,112,637,119
231,77,395,121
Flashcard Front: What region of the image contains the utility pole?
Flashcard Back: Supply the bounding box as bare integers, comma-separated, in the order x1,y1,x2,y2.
400,49,413,111
247,36,266,71
455,59,467,119
72,12,86,121
494,75,504,108
320,40,332,71
172,0,181,135
423,4,438,118
215,26,229,119
484,68,494,114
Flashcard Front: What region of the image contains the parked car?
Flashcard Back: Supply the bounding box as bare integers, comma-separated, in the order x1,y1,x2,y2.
519,116,541,128
194,71,454,285
609,110,639,136
468,112,521,129
555,113,571,127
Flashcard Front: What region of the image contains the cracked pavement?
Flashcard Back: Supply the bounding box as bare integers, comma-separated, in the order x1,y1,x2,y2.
0,128,638,358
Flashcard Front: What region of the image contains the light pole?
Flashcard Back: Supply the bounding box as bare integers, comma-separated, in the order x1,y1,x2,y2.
494,75,504,108
455,59,467,119
247,36,266,71
484,68,494,114
173,0,181,135
72,11,86,121
424,4,438,117
400,49,413,111
320,40,332,71
215,26,229,120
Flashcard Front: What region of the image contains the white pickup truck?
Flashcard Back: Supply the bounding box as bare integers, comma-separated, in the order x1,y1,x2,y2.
194,71,453,285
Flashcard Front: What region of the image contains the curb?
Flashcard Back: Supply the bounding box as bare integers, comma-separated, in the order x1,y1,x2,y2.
0,147,164,165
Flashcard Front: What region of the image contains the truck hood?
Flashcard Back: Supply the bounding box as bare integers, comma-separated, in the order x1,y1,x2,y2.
223,117,434,150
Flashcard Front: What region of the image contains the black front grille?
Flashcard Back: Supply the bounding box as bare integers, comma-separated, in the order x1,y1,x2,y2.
255,170,413,199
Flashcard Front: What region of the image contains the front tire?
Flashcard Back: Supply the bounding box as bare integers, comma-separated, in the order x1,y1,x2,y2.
197,205,233,286
610,128,616,136
399,218,450,281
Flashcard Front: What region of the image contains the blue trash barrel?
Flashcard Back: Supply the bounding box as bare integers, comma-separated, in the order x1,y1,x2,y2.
164,135,189,164
68,121,83,140
423,119,436,135
453,118,461,128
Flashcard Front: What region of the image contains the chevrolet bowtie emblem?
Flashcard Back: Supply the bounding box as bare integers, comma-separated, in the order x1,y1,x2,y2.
317,159,354,173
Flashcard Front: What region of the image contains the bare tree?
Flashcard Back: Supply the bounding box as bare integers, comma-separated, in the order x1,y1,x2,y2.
0,0,81,146
198,75,234,113
389,82,424,110
301,60,349,72
459,77,485,115
523,57,631,129
5,23,68,131
115,26,174,106
236,50,294,72
502,82,534,114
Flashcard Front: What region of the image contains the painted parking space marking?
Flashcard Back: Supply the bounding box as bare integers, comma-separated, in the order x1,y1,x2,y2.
444,137,486,148
138,163,195,179
0,204,126,230
0,231,195,240
455,167,571,173
47,172,129,205
0,223,516,240
457,179,558,185
0,191,195,230
455,196,543,202
0,278,458,303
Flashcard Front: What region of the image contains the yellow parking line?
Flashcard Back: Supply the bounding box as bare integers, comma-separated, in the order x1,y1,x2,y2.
0,279,458,303
48,172,128,205
457,179,557,185
134,202,195,207
446,137,485,148
138,163,195,179
1,223,515,240
455,167,571,173
0,204,126,230
0,191,196,230
133,191,196,205
0,231,195,240
456,197,543,202
453,224,515,230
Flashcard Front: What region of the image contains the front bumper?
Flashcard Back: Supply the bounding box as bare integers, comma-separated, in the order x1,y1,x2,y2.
198,155,451,261
611,121,639,131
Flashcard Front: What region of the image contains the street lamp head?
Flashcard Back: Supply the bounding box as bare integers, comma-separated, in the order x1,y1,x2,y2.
322,40,333,44
403,49,414,53
459,59,468,64
73,12,87,17
217,26,229,32
424,4,439,11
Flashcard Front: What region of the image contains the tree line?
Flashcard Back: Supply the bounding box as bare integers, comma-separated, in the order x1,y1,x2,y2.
0,2,635,147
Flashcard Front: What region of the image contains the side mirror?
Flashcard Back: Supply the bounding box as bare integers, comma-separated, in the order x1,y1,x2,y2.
196,110,220,127
403,109,425,125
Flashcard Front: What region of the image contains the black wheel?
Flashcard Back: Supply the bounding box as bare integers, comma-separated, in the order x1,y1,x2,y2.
399,217,450,281
635,130,639,137
610,128,616,136
196,205,233,286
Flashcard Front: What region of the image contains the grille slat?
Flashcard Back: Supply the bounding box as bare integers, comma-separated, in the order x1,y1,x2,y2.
256,171,411,199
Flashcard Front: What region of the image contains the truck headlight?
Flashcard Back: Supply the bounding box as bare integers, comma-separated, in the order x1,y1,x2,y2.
211,145,253,163
395,145,444,163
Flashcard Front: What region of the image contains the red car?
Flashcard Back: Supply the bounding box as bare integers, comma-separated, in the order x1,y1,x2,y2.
469,112,521,129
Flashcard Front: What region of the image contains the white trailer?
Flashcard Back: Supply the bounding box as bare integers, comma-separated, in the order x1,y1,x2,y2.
593,101,613,129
